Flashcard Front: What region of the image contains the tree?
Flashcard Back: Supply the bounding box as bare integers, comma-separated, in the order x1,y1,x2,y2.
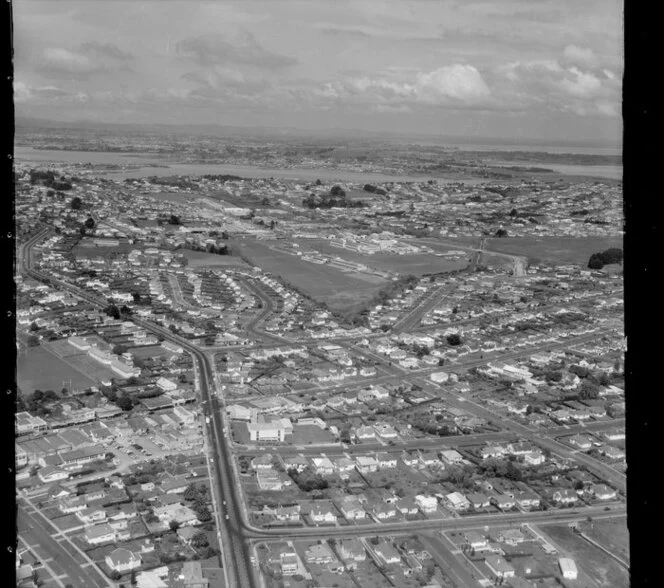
85,217,95,229
27,334,40,347
169,520,181,531
191,532,209,548
113,345,128,356
70,196,82,210
446,333,462,346
579,380,600,400
495,228,508,238
105,304,121,320
116,395,133,411
168,214,181,225
315,179,322,185
330,185,346,197
109,570,121,581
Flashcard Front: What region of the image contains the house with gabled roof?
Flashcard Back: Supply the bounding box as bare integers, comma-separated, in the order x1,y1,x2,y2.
105,548,141,572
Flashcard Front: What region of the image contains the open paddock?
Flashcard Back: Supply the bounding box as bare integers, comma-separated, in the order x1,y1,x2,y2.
230,239,389,311
181,248,251,269
538,523,629,588
484,236,623,266
17,345,97,394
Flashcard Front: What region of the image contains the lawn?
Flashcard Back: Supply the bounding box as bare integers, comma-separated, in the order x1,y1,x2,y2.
538,524,629,588
17,345,97,395
230,240,389,311
484,237,623,266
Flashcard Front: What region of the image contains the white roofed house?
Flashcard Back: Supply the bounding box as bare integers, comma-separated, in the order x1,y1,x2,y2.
446,491,471,511
415,494,438,514
105,548,142,573
484,554,515,579
311,456,335,476
355,455,379,474
155,377,178,392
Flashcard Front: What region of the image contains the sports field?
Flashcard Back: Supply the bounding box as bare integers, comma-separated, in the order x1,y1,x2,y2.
17,345,97,395
484,236,623,266
231,240,388,311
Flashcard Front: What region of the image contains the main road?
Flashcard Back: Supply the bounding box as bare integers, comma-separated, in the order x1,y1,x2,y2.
21,232,257,588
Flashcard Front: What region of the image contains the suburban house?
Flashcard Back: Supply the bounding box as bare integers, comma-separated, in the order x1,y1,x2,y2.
355,456,379,474
446,492,471,511
591,484,618,500
395,498,419,516
552,489,578,504
373,542,402,566
337,539,366,567
415,494,438,514
309,502,337,525
105,548,142,573
337,496,366,521
485,554,516,579
466,492,490,509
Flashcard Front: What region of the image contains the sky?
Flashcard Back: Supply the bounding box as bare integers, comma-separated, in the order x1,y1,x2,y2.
13,0,623,145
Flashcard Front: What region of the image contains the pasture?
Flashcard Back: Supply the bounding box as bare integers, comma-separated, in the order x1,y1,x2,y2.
484,236,623,266
17,345,97,395
539,523,629,588
231,240,389,311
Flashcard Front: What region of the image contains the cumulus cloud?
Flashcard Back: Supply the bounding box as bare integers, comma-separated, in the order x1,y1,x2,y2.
563,44,597,68
415,65,490,102
493,45,619,118
176,32,297,69
559,67,601,98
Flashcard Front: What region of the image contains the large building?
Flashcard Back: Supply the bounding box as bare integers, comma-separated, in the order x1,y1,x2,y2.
247,413,292,442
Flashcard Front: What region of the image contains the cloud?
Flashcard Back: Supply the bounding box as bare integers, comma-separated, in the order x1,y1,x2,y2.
562,44,597,68
176,32,297,69
415,65,491,102
494,49,619,117
559,67,601,98
13,81,32,103
13,81,81,103
80,41,133,61
37,43,133,79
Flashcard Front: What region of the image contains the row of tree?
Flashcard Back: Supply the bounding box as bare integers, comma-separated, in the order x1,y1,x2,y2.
588,247,623,269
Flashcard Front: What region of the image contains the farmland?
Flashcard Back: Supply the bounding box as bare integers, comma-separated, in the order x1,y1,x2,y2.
538,524,629,588
230,239,389,311
484,237,624,266
17,345,96,395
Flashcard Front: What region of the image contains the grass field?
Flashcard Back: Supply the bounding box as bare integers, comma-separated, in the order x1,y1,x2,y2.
231,239,389,311
17,345,97,395
539,523,629,588
576,517,629,563
484,236,623,266
181,248,250,268
301,239,469,276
